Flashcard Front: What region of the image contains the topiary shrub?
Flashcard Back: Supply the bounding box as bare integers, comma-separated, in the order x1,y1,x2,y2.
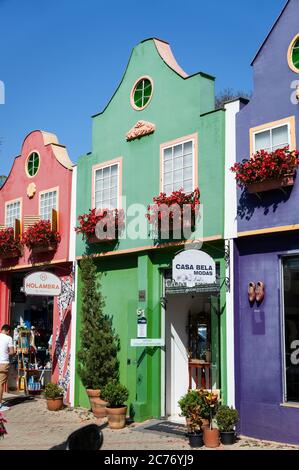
216,405,239,432
101,380,129,407
77,256,120,390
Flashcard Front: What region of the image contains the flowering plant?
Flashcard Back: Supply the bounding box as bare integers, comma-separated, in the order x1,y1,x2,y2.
231,147,299,189
22,220,61,250
0,227,22,257
146,188,200,234
0,412,7,439
204,391,220,430
75,208,125,241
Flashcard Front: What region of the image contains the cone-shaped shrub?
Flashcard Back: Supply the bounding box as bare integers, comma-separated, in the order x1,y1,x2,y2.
77,256,120,390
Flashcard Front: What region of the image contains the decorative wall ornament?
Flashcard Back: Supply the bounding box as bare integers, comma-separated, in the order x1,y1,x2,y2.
54,276,74,401
126,120,156,141
27,182,36,199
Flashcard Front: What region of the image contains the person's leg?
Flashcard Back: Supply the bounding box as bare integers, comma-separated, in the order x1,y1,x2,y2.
0,365,9,406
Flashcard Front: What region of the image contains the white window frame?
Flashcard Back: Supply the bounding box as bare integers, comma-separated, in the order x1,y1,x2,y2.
250,116,296,156
160,133,198,196
5,198,22,229
253,123,291,154
92,158,122,211
39,187,59,222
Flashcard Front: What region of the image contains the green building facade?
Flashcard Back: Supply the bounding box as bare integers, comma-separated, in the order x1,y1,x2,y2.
74,38,231,422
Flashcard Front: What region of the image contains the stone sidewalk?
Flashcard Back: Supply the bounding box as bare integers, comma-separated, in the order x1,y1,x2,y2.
0,394,298,450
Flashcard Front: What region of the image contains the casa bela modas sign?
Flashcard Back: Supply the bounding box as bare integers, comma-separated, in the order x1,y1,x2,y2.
24,271,62,297
172,250,216,287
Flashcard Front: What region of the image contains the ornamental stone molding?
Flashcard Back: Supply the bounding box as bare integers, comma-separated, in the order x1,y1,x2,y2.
126,120,156,141
27,182,36,199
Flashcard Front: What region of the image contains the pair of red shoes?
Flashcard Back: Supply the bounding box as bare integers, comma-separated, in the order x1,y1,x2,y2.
248,282,265,303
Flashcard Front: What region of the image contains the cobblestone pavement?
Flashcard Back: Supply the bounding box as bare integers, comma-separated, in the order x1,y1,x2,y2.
0,394,298,450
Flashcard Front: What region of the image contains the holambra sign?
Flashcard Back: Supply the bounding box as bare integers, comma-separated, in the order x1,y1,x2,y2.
24,271,62,297
172,249,216,287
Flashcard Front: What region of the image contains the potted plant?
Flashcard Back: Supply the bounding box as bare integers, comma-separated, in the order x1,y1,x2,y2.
0,227,22,259
231,147,299,193
77,257,120,417
75,208,125,243
202,391,220,448
101,380,129,429
216,405,239,445
44,383,64,411
22,220,61,253
146,188,200,239
178,390,204,448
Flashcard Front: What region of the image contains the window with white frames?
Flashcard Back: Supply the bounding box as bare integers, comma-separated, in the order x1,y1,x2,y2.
5,201,21,228
162,140,194,195
94,163,119,210
254,124,290,153
40,190,57,221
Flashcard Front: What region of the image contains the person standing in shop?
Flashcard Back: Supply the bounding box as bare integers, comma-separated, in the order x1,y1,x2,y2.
0,325,15,412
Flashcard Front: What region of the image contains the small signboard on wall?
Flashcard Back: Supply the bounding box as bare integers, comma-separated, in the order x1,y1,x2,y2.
24,271,62,297
172,249,216,287
137,309,147,338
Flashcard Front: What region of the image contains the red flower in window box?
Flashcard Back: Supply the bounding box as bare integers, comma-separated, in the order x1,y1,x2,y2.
146,188,200,237
0,227,23,259
22,220,61,252
231,147,299,193
75,208,125,243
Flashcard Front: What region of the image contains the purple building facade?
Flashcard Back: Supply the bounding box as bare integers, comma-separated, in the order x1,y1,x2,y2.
235,0,299,444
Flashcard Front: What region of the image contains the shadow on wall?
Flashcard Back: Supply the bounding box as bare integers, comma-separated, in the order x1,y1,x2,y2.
238,187,293,221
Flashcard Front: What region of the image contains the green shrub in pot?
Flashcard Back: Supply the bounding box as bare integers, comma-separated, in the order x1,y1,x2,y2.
44,383,64,411
101,380,129,429
215,405,239,445
44,383,64,399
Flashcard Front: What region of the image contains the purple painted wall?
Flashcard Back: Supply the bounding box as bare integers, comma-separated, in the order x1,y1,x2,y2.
235,0,299,444
237,0,299,232
236,234,299,444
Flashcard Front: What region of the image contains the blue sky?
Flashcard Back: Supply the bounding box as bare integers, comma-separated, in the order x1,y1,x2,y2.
0,0,286,175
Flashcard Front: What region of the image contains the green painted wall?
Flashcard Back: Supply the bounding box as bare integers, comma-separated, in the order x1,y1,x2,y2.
74,39,227,420
76,39,225,257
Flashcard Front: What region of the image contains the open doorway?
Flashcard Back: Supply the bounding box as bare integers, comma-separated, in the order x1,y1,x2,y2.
165,292,220,421
8,272,54,392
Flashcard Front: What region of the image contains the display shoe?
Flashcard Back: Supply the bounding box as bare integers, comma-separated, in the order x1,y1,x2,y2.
255,281,265,303
248,282,256,303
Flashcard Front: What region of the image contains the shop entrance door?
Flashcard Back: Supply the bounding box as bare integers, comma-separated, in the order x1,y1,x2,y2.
165,292,220,421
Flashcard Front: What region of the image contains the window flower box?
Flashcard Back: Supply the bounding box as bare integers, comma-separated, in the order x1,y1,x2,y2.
0,227,23,260
231,147,299,193
30,242,58,254
22,220,61,253
246,173,295,194
76,208,125,243
146,188,200,239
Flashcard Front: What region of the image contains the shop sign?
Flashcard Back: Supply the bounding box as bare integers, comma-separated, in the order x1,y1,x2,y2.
137,312,147,338
24,271,62,297
172,250,216,287
130,338,165,347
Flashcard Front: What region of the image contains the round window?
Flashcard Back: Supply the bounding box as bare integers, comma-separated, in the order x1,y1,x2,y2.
132,77,153,110
27,152,40,177
288,35,299,73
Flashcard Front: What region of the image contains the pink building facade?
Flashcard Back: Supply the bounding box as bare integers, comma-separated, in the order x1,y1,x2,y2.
0,130,75,402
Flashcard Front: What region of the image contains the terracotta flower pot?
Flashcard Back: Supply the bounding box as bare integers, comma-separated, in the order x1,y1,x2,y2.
46,397,63,411
86,389,100,398
203,427,220,448
106,406,127,429
86,389,108,417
